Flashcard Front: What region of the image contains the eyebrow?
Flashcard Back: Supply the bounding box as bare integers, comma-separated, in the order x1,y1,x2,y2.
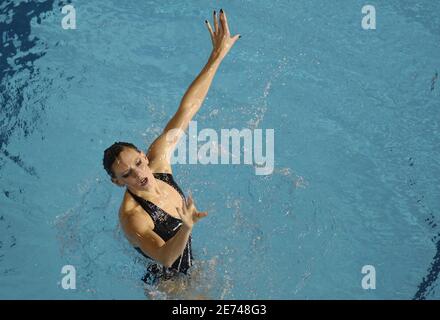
120,158,141,177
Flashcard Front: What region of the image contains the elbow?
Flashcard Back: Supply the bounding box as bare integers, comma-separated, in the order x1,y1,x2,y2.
157,251,174,268
143,247,173,268
156,246,178,268
161,258,173,269
161,254,180,269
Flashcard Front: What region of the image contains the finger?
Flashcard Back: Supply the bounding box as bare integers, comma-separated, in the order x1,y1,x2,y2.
180,199,187,214
196,211,208,218
205,20,214,44
231,34,240,44
186,190,194,203
219,9,230,36
186,195,195,210
176,206,184,218
213,10,219,34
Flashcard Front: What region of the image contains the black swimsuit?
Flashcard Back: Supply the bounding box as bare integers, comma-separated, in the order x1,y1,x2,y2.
127,173,193,285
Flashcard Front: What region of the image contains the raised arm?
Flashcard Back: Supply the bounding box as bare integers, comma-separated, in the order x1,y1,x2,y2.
147,9,240,172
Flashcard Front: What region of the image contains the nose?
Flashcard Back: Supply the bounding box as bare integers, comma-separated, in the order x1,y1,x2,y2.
132,167,143,179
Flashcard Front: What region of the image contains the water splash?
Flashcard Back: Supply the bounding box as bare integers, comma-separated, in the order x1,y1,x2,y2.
247,56,289,130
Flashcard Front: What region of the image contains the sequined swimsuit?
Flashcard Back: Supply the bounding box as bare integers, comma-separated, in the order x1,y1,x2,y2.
127,173,192,285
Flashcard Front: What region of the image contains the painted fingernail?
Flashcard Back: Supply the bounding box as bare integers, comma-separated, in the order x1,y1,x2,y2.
220,9,223,14
213,10,216,15
239,35,242,38
205,20,208,23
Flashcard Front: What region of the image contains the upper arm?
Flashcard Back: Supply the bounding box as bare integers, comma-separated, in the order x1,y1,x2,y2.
146,107,191,172
123,208,167,265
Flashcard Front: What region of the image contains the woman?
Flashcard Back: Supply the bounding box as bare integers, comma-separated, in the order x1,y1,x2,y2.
102,9,240,293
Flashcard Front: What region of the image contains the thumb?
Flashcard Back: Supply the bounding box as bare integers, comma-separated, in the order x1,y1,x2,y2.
196,211,208,218
232,34,241,43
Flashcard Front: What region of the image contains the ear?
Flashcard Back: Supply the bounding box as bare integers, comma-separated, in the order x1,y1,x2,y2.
111,177,125,187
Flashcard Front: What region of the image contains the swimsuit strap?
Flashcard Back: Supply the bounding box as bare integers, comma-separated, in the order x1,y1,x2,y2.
126,173,193,280
126,173,185,224
153,172,186,200
126,189,163,222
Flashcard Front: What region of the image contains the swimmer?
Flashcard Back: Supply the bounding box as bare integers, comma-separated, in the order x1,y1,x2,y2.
102,9,240,298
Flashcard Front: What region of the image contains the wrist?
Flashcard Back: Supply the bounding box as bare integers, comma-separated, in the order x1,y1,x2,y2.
208,51,223,65
181,223,193,232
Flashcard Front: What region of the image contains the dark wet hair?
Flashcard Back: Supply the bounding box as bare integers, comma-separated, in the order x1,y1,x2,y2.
102,142,140,178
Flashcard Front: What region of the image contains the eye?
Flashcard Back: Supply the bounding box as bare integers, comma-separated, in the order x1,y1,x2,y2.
136,159,142,166
122,173,129,178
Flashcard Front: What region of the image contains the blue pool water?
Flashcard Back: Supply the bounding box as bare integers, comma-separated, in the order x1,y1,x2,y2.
1,0,440,299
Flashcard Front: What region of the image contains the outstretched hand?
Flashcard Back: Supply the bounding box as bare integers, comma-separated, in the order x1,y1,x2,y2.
205,9,240,62
176,193,208,229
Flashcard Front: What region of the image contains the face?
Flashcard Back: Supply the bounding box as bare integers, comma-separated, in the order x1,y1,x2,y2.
111,148,154,190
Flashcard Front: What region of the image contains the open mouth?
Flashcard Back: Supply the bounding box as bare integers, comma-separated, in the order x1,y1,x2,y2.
140,177,148,186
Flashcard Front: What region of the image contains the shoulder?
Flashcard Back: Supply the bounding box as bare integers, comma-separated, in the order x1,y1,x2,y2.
146,132,177,174
118,190,138,217
119,192,154,236
147,151,173,174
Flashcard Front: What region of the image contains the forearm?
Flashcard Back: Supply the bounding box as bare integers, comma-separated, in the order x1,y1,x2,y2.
178,53,222,117
152,10,239,158
179,7,239,116
158,224,192,267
